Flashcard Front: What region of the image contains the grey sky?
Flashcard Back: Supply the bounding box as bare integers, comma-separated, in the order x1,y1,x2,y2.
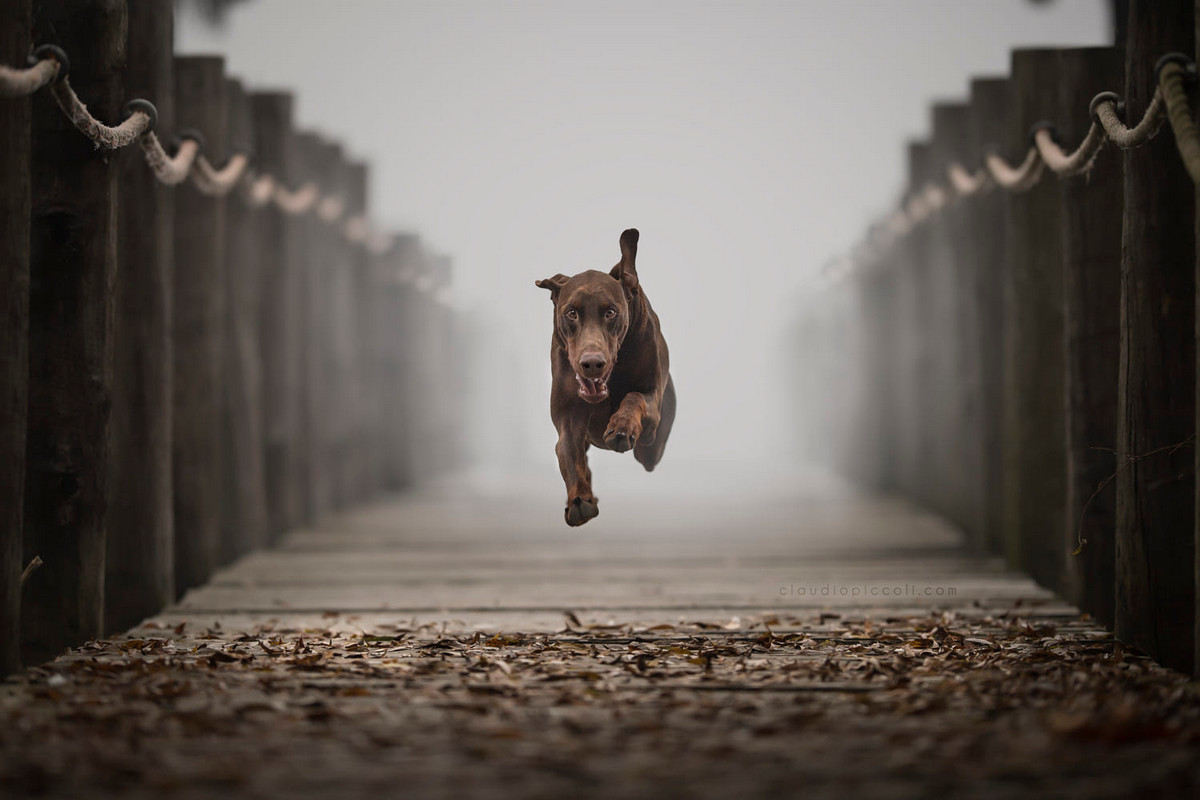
178,0,1108,474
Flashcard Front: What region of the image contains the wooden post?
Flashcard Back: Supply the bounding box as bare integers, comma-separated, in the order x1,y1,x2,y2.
249,91,298,541
1195,0,1200,680
106,0,174,634
928,103,973,535
1002,49,1068,590
964,77,1012,557
323,144,354,509
893,142,934,504
23,0,124,664
0,0,32,675
1057,47,1123,627
219,77,268,564
346,161,376,503
172,56,227,595
389,235,422,489
294,132,330,521
372,243,400,489
1117,0,1195,674
849,259,896,491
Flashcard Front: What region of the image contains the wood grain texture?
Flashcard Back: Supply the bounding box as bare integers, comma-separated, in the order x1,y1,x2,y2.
172,56,228,595
106,0,175,634
1116,0,1195,674
0,0,32,676
23,0,125,664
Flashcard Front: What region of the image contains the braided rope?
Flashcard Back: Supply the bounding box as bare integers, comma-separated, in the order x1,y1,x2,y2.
947,164,990,196
138,134,199,186
825,61,1193,285
1159,62,1200,184
1,46,409,266
242,174,276,208
191,152,250,197
49,78,152,148
1095,90,1165,149
272,182,319,215
317,195,346,223
984,147,1045,193
1034,123,1107,176
2,44,449,290
0,57,58,98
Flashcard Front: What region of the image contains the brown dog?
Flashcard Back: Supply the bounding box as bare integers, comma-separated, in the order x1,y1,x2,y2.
536,229,676,526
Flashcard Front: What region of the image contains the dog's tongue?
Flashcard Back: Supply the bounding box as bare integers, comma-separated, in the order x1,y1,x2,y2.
576,375,607,398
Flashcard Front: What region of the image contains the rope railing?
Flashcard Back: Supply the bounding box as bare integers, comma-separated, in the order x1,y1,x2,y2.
824,52,1200,284
1,43,419,282
0,46,60,98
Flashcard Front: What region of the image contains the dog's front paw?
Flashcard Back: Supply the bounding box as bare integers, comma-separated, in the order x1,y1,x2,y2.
565,495,599,527
604,416,641,453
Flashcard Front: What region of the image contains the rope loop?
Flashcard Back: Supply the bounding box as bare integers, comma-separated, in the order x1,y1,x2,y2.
174,127,205,149
1158,59,1200,184
0,46,62,98
29,44,68,81
1089,91,1123,122
1155,52,1197,86
124,99,158,133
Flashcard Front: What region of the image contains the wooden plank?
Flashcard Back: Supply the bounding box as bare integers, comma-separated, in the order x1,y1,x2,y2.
1003,49,1067,590
0,0,32,676
1116,0,1195,674
172,55,228,595
248,91,298,542
106,0,175,634
23,0,123,664
964,77,1012,557
1057,47,1122,627
219,76,269,564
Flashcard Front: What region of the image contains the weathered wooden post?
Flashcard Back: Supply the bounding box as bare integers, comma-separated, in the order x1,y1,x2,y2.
172,55,228,595
23,0,124,663
928,103,973,535
851,257,897,492
1002,49,1068,590
1195,0,1200,681
294,132,330,521
323,143,355,509
1057,47,1123,626
250,91,298,541
345,161,375,503
963,77,1012,557
107,0,175,634
0,0,32,675
1117,0,1195,674
219,76,268,564
388,235,422,489
893,142,934,503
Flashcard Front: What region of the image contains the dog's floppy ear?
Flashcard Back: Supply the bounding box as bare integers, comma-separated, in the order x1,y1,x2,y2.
535,274,570,301
610,228,640,298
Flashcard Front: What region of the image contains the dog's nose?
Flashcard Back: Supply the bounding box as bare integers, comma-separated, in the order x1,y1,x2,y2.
579,352,607,378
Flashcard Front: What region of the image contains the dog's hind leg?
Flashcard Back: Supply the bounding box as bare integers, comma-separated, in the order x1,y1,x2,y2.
634,375,675,472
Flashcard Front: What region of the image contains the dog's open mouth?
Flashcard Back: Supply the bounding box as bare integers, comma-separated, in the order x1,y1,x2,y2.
576,374,609,402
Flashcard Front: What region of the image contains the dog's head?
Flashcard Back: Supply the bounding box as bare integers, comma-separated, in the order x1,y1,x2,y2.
536,229,640,404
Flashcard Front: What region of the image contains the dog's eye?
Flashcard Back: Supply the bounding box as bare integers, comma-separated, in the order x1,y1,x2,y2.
564,308,578,321
604,308,617,320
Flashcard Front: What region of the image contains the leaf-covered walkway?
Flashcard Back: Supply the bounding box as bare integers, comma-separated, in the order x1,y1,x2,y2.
2,467,1198,799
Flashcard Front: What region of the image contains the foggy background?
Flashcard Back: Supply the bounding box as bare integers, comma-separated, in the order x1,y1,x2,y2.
176,0,1108,486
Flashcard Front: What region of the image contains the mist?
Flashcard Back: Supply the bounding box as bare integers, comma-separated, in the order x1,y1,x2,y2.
176,0,1109,482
